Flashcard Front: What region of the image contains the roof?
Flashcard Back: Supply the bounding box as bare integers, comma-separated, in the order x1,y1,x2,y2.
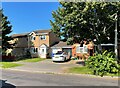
33,29,51,35
11,33,28,38
51,41,72,48
11,29,52,38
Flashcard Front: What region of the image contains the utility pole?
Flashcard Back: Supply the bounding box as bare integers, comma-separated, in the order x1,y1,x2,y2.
115,13,118,59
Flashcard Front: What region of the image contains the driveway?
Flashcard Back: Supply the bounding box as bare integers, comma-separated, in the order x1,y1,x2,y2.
9,59,83,73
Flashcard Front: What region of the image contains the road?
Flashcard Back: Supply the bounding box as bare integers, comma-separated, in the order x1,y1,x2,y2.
1,69,119,87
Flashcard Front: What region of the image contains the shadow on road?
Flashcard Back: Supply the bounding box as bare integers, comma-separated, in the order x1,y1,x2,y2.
0,79,16,88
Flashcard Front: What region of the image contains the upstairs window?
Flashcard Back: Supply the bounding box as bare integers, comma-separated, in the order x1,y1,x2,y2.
40,35,46,40
31,36,35,41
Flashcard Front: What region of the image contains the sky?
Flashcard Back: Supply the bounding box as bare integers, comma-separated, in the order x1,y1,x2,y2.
2,2,60,34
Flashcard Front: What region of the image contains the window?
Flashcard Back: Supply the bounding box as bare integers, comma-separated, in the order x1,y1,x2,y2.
83,45,88,53
31,47,38,53
76,46,81,53
40,35,46,40
36,48,38,52
42,49,44,52
33,48,36,53
76,45,88,54
31,36,35,41
79,47,84,53
30,47,34,53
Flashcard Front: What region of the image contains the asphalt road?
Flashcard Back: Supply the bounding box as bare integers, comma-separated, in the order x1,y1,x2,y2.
1,69,119,87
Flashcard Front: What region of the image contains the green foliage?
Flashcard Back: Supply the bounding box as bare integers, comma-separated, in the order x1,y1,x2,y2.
0,9,13,54
50,2,120,44
85,51,120,77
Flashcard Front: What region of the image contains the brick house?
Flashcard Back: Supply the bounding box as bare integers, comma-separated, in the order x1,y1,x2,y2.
28,30,60,58
8,29,60,58
7,33,29,58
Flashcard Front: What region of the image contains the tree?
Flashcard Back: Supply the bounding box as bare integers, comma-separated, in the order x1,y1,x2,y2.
50,2,120,45
0,9,13,55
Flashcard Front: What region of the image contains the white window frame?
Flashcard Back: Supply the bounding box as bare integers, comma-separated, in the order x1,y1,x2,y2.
76,46,84,53
83,45,88,53
31,36,35,41
40,35,46,40
76,45,88,54
30,47,38,54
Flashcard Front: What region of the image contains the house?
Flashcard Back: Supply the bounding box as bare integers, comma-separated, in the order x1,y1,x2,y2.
7,33,29,58
27,30,60,58
8,30,60,59
72,41,94,60
8,30,60,58
51,41,72,57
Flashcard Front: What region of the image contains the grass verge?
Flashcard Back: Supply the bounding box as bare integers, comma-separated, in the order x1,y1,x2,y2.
20,58,45,62
67,66,119,77
0,62,22,68
67,66,92,74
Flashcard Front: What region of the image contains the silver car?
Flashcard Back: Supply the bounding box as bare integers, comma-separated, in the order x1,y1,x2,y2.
52,51,70,61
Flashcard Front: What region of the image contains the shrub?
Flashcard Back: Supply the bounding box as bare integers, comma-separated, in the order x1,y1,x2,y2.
85,51,120,77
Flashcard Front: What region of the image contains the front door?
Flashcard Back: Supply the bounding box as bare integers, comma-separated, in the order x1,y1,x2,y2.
39,44,47,58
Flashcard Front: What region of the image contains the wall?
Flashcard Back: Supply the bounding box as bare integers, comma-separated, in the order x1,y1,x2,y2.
7,36,28,58
14,37,28,48
30,33,49,47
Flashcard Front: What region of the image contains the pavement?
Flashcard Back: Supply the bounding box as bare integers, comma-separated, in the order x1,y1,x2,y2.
3,59,119,79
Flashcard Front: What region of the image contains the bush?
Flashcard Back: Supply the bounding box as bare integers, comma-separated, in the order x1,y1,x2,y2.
85,51,120,77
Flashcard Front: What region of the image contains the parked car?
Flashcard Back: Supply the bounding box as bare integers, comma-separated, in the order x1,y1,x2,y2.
52,51,70,62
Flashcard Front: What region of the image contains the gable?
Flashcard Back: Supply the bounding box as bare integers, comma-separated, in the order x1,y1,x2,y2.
29,32,36,36
40,43,48,48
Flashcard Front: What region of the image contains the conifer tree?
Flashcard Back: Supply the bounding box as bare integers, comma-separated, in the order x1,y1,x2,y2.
0,9,13,55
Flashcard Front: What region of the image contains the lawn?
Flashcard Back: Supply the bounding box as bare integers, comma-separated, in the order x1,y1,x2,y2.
0,62,22,68
67,66,92,74
67,66,119,77
20,58,45,62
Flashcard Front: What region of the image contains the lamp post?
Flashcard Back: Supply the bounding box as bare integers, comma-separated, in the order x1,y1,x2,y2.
115,13,118,59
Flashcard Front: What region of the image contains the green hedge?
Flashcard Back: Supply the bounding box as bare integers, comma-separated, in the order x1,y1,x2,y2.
85,51,120,77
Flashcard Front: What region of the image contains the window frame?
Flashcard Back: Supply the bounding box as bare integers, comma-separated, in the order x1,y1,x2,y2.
31,36,36,41
76,45,88,54
40,35,46,40
30,47,38,54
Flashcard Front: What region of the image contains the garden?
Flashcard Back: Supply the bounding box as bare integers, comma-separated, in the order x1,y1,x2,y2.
67,51,120,77
0,58,45,68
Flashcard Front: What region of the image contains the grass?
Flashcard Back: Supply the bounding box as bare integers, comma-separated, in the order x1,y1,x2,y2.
0,62,22,68
20,58,45,62
67,66,119,77
67,66,92,74
0,58,45,68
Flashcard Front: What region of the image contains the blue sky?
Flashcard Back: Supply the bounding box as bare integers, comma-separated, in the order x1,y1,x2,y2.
2,2,60,34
